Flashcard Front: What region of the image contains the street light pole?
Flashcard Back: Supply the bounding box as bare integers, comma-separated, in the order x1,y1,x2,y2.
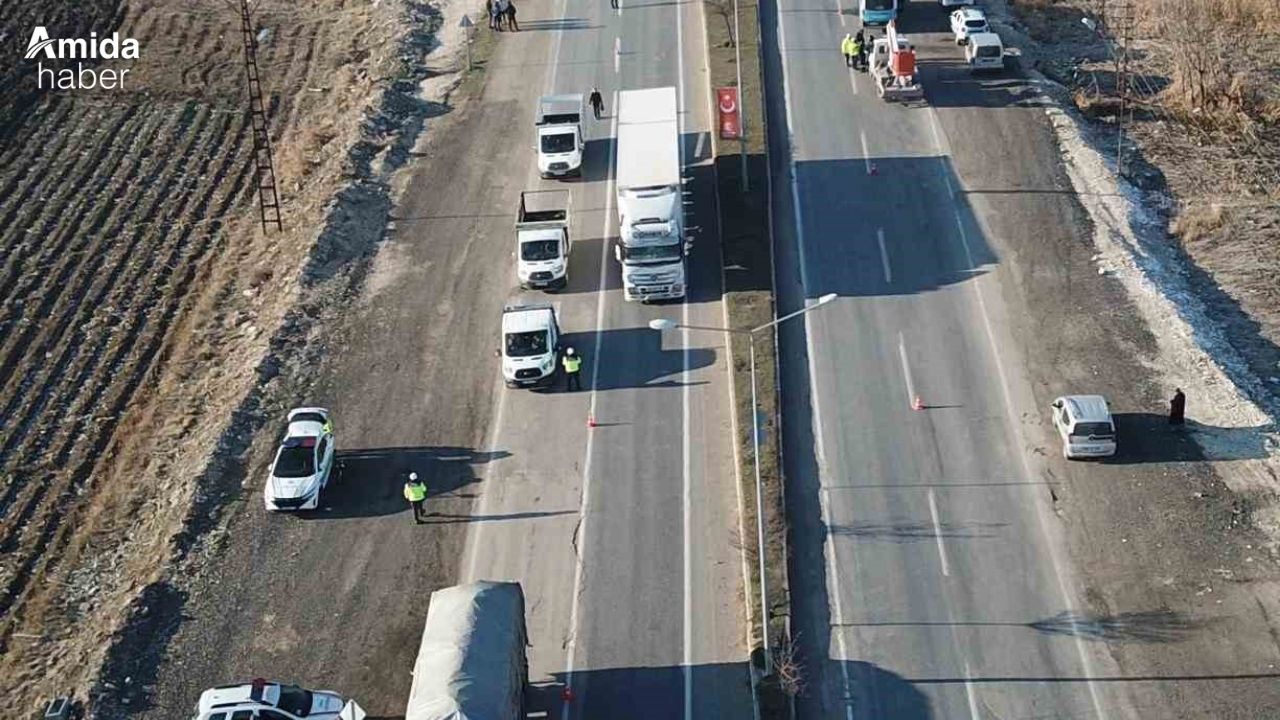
648,292,836,676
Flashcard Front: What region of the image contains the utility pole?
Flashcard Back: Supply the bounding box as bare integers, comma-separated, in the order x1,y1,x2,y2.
1115,0,1132,176
240,0,283,233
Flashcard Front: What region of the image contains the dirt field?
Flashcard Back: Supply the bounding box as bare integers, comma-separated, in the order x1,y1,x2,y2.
0,0,421,714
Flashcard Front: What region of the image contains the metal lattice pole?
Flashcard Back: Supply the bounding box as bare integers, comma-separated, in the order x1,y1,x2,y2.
240,0,283,232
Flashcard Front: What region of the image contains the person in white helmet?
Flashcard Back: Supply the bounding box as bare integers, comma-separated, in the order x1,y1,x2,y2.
403,471,427,524
562,346,582,391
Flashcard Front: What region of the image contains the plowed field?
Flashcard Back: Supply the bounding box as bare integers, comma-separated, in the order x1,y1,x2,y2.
0,0,409,713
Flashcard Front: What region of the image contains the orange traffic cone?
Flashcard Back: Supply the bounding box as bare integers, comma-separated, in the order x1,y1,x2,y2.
562,687,575,702
869,163,878,176
586,413,597,428
912,396,924,411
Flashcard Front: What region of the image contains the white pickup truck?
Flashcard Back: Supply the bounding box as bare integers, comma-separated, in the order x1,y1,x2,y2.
515,189,571,291
536,94,584,179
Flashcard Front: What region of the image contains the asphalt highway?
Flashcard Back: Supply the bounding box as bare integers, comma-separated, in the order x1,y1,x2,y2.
134,1,750,718
765,0,1142,718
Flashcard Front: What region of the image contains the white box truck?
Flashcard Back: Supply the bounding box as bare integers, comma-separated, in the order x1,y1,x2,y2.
536,94,584,179
406,581,529,720
615,87,687,301
516,189,571,291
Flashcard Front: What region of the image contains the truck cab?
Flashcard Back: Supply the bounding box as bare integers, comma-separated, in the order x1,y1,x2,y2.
516,190,571,290
536,94,584,179
616,190,686,301
860,0,897,26
501,303,560,388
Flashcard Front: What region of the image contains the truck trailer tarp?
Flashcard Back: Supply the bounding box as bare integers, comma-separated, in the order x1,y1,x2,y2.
406,581,529,720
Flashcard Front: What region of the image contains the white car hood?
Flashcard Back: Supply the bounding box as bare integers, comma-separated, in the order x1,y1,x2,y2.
270,472,321,500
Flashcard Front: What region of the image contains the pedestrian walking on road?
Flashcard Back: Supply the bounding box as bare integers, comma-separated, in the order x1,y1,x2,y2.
589,87,604,119
563,347,583,392
486,0,497,29
841,33,855,68
403,472,428,523
1169,388,1186,426
506,1,519,30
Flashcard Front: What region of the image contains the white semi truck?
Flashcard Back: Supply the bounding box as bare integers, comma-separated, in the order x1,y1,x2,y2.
406,581,529,720
615,87,687,302
536,94,584,179
516,189,571,291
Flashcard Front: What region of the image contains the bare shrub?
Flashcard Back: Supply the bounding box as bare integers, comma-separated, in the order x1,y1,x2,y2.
1171,202,1225,244
772,632,806,697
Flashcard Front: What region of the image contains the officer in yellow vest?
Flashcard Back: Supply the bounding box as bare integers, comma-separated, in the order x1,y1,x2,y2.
562,347,582,392
842,33,856,67
403,472,427,524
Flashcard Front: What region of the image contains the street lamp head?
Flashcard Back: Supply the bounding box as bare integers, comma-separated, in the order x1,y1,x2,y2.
816,292,837,305
648,318,678,332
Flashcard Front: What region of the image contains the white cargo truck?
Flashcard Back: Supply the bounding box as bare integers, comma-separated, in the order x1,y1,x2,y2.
615,87,687,301
516,189,571,291
500,303,560,388
536,94,584,179
406,582,529,720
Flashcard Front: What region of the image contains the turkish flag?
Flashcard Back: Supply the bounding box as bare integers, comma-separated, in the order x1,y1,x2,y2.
717,87,741,139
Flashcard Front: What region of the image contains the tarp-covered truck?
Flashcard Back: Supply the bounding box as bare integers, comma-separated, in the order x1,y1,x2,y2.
406,581,529,720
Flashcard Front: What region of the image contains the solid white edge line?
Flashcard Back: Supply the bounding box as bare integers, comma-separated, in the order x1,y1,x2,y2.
927,105,1110,720
927,488,951,577
849,67,858,95
897,332,915,406
464,384,510,583
963,662,982,720
859,128,871,174
559,93,619,720
777,3,854,718
876,227,891,283
614,36,621,74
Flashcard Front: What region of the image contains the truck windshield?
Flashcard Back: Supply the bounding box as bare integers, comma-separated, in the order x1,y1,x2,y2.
622,244,682,263
506,331,549,357
521,240,561,261
540,133,575,154
274,445,315,478
276,686,313,716
976,44,1001,58
865,0,894,10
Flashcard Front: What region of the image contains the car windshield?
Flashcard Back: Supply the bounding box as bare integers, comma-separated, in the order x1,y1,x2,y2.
521,239,561,261
506,330,549,357
274,444,315,478
622,244,681,263
1071,422,1114,438
976,44,1001,57
540,133,575,154
276,686,313,716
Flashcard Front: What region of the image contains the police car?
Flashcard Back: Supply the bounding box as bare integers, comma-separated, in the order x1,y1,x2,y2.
192,679,364,720
264,407,335,511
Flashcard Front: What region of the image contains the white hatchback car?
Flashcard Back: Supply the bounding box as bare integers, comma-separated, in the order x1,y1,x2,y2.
950,7,989,44
1051,395,1118,459
192,680,361,720
264,408,335,511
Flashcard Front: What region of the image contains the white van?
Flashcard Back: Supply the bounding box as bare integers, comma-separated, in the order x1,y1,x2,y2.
1051,395,1118,459
965,32,1005,73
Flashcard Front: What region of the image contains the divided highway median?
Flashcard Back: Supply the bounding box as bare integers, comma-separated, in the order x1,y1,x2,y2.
702,0,794,714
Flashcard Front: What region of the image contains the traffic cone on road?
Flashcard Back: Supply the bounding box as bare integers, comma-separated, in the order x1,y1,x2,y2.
586,413,597,428
562,687,575,702
869,163,878,176
912,395,924,411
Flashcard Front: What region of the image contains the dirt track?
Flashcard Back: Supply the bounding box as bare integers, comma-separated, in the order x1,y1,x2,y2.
0,1,415,713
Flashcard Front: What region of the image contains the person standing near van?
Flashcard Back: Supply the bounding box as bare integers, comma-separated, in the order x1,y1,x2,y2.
1169,388,1186,426
563,347,582,391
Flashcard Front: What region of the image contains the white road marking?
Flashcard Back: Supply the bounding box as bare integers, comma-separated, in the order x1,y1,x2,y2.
614,36,621,74
849,68,858,95
860,128,872,174
876,227,891,283
464,384,510,583
835,0,846,25
927,489,951,577
964,662,982,720
926,105,1110,720
616,0,622,16
777,3,855,717
897,332,915,406
559,93,619,720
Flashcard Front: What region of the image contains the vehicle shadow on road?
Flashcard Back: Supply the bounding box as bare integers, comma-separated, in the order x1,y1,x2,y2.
1105,413,1274,464
522,662,753,718
309,446,510,518
790,155,996,298
556,328,715,391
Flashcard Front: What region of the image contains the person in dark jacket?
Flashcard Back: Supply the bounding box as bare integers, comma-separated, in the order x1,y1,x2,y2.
589,87,604,119
1169,388,1186,426
506,1,519,30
